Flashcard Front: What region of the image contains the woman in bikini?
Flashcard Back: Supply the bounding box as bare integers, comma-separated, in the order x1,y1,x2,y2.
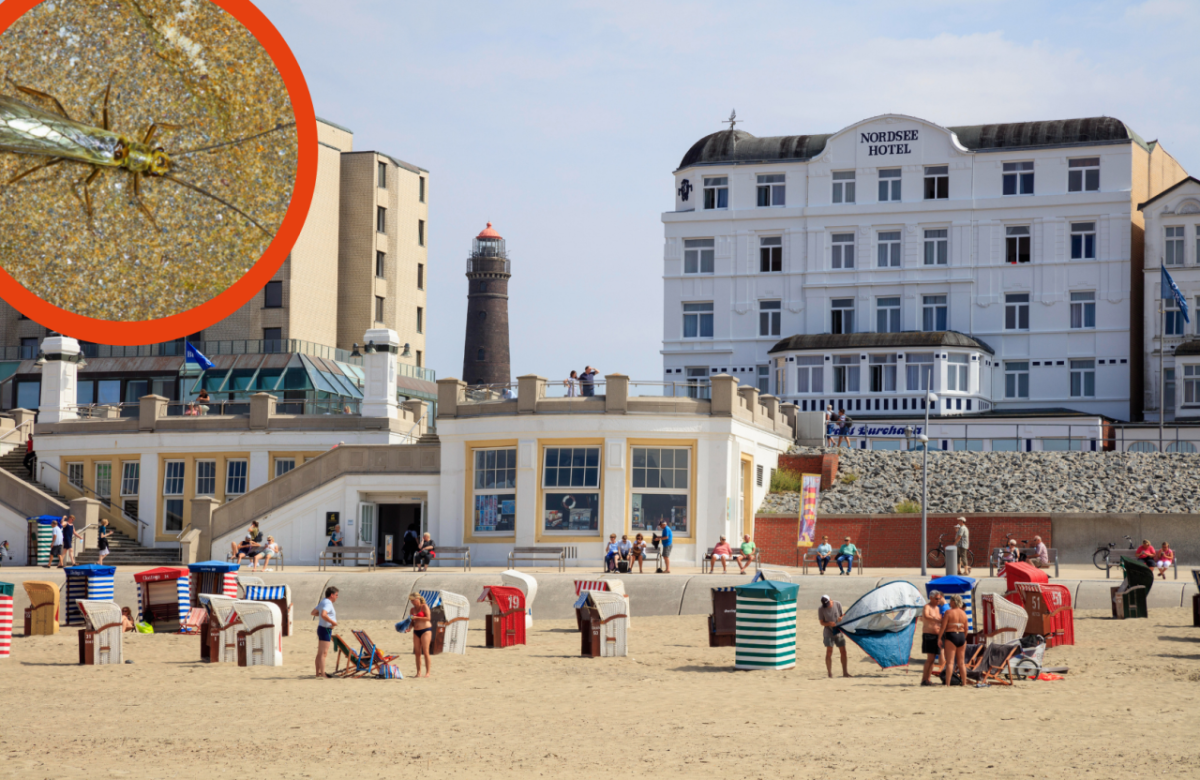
938,594,969,686
406,593,433,678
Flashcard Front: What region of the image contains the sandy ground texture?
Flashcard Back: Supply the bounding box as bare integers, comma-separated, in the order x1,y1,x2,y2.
0,0,297,321
1,608,1197,779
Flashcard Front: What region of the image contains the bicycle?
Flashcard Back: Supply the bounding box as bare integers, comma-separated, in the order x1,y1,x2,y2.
928,533,974,570
1092,535,1135,570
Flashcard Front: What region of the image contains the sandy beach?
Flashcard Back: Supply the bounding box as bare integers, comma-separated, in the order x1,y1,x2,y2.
1,607,1196,779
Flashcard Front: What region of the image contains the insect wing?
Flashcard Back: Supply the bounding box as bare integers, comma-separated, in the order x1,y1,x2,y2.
0,95,122,166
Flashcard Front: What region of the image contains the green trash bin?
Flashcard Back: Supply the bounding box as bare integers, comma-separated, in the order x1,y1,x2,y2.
1111,557,1154,619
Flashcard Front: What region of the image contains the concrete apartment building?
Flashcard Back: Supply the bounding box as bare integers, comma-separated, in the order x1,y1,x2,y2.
0,118,435,412
662,113,1188,423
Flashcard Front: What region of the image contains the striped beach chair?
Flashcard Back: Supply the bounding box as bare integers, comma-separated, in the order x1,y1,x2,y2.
188,562,239,609
734,580,798,671
242,585,293,637
236,575,265,597
235,600,283,667
0,581,13,659
133,567,190,632
77,600,123,665
65,565,115,627
574,578,629,627
198,594,240,663
501,570,538,628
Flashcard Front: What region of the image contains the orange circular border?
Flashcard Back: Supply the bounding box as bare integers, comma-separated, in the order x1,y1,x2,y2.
0,0,316,346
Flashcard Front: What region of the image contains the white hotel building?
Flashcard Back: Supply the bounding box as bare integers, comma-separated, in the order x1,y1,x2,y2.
662,114,1188,424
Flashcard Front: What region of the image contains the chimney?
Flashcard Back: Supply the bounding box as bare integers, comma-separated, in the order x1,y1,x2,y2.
361,328,400,419
38,335,81,424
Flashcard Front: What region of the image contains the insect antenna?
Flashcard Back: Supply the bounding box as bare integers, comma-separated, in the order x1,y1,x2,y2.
160,173,274,239
174,122,297,158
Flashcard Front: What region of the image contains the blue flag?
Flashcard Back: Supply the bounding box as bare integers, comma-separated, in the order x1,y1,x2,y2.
185,341,214,370
1162,266,1191,324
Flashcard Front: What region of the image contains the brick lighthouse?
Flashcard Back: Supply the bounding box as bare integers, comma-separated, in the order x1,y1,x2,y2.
461,222,511,386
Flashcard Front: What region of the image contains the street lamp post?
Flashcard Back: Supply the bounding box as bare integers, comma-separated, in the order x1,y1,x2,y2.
920,368,938,576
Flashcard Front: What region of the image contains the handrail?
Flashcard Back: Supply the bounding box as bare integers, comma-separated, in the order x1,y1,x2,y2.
74,523,98,556
0,419,33,446
175,523,193,541
37,460,148,529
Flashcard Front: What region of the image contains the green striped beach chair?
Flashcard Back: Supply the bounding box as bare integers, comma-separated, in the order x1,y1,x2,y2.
734,579,798,671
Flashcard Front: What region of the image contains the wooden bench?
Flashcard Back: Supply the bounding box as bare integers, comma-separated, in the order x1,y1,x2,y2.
703,547,760,574
225,550,286,571
507,546,565,572
988,548,1059,578
801,549,864,575
318,545,376,572
414,546,471,571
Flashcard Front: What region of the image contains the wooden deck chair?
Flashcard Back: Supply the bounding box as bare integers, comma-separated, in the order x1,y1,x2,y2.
967,641,1020,686
332,634,369,677
351,629,399,676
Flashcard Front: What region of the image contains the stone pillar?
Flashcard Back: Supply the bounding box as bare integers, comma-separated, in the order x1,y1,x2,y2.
71,497,101,550
760,394,780,422
605,374,628,414
710,375,738,416
737,385,761,421
178,528,202,565
190,496,220,556
780,403,799,437
402,399,428,436
9,408,36,429
249,392,276,430
37,335,80,424
436,378,465,419
361,328,400,419
138,395,168,432
517,375,545,414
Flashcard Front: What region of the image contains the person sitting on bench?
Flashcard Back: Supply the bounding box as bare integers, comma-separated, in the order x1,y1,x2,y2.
415,533,436,572
617,534,633,571
604,534,620,572
736,534,757,574
1030,536,1051,569
232,522,263,565
631,533,648,573
710,536,733,573
836,537,859,575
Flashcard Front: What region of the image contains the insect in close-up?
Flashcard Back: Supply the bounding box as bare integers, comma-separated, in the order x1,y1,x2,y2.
0,80,291,238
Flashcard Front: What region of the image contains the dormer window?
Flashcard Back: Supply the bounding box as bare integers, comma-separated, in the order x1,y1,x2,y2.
703,177,728,210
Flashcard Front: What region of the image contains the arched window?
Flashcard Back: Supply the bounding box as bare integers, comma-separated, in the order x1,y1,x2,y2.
476,348,485,361
478,310,487,320
1166,441,1197,453
1128,441,1157,453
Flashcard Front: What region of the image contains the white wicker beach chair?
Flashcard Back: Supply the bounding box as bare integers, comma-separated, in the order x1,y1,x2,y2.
979,593,1028,647
242,585,294,637
501,569,538,628
199,594,241,664
757,568,793,583
589,591,628,657
439,591,470,655
234,600,283,667
77,599,123,665
236,575,265,598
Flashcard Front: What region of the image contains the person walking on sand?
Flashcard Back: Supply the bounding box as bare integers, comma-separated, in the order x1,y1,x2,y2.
920,591,945,686
818,595,851,678
404,593,433,678
954,518,971,575
312,586,339,679
939,594,969,686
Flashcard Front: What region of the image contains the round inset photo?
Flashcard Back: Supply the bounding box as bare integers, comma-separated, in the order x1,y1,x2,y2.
0,0,314,329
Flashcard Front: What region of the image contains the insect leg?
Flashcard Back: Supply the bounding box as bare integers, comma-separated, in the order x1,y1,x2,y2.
79,166,103,221
102,81,111,131
9,82,74,121
131,171,159,229
7,157,65,184
142,122,182,146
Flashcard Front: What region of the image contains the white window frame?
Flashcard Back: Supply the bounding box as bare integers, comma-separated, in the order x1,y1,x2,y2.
1005,362,1030,399
831,171,856,204
877,231,901,268
756,365,770,395
1165,296,1185,337
759,300,781,337
682,302,714,339
631,446,691,536
831,233,855,269
1070,360,1096,398
832,355,859,394
795,356,823,394
924,165,948,200
1005,293,1030,331
542,446,602,535
94,462,112,500
274,458,296,479
68,462,84,490
685,367,710,400
759,236,782,273
869,354,897,393
924,229,948,265
1070,291,1096,330
922,295,948,332
773,356,787,397
876,297,900,334
225,459,248,500
906,354,933,392
120,461,139,497
946,354,969,393
878,168,901,202
1165,226,1185,266
195,460,216,496
163,460,185,496
683,238,714,275
756,174,785,207
1006,226,1031,264
831,298,855,335
703,177,728,210
1071,222,1096,260
1068,157,1100,192
1184,364,1200,406
1002,161,1035,196
472,447,517,535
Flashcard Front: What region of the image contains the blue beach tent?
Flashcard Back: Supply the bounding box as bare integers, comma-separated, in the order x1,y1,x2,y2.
836,580,927,669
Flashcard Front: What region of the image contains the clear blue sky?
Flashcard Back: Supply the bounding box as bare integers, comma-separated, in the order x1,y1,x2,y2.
255,0,1200,383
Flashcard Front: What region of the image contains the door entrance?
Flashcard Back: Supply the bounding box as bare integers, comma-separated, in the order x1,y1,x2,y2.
377,503,422,566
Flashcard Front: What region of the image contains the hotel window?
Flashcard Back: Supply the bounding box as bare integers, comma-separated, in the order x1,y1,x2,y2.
924,165,949,200
686,367,711,399
924,229,948,265
631,447,690,535
95,463,112,501
831,233,855,269
1070,222,1096,260
876,296,900,333
1184,365,1200,405
877,231,901,268
1068,157,1100,192
1005,362,1030,398
757,365,770,394
1166,297,1185,336
275,458,295,478
684,238,715,274
417,307,424,334
417,263,425,289
19,337,38,360
473,448,516,534
418,219,425,247
375,296,385,323
946,354,969,392
878,168,901,201
376,206,386,234
1070,360,1096,397
375,251,386,278
378,161,387,188
120,462,139,496
225,460,248,500
1005,293,1030,330
1165,227,1185,266
264,280,283,308
703,177,728,210
906,353,933,391
833,355,859,393
757,174,785,207
1070,292,1096,329
1003,161,1035,195
922,295,948,332
832,171,856,203
759,236,782,273
682,302,714,339
263,327,282,351
542,447,600,533
869,354,897,392
419,176,426,203
773,356,787,397
195,461,216,496
759,300,781,337
163,461,185,532
795,356,823,393
830,298,854,335
1006,226,1031,264
1166,369,1176,416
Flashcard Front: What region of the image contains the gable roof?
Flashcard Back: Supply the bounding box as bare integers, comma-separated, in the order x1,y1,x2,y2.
1136,176,1200,211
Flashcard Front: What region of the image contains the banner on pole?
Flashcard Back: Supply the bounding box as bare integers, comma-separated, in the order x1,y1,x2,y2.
797,473,820,547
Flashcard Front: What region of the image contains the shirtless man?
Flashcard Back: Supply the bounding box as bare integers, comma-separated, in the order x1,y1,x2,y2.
920,590,945,686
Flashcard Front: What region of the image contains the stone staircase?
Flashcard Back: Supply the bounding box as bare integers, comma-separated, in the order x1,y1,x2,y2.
0,450,180,566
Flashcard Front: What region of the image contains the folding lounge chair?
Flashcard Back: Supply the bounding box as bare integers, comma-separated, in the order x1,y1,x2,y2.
967,641,1020,686
351,629,399,676
332,634,370,677
935,643,983,685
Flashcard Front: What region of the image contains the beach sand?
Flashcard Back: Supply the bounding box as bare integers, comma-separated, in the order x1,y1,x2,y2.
1,608,1196,779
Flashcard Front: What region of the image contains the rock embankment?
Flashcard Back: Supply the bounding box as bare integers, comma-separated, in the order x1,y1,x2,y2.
759,447,1200,515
